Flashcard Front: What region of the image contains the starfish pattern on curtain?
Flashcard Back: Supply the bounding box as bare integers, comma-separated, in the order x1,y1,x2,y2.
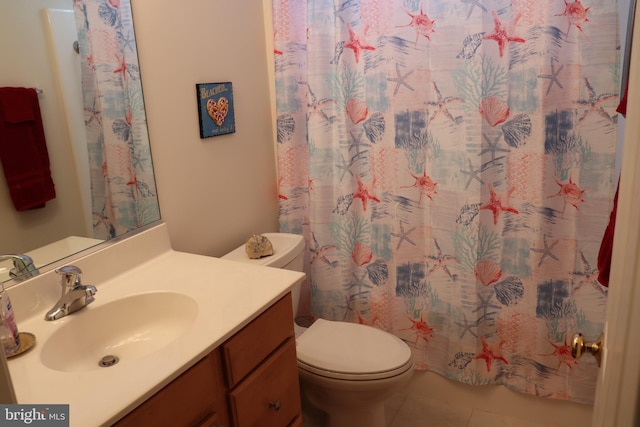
273,0,619,403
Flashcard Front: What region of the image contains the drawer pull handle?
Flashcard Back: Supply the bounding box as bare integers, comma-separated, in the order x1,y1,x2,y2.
269,400,282,411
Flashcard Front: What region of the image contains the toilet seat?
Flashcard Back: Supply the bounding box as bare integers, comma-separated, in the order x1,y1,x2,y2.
296,319,414,381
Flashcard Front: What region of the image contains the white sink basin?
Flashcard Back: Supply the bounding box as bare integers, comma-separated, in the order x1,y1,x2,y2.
40,292,198,372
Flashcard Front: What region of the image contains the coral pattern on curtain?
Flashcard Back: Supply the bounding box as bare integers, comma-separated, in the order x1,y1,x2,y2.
74,0,159,240
273,0,619,403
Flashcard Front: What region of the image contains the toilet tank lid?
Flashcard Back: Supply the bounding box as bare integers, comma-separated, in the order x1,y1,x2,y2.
221,232,304,268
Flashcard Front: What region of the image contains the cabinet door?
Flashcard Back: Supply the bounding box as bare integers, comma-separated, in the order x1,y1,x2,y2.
229,338,301,427
197,413,221,427
223,294,294,387
288,415,303,427
114,349,228,427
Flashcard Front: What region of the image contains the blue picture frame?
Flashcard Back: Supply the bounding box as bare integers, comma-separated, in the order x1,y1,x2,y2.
196,82,236,138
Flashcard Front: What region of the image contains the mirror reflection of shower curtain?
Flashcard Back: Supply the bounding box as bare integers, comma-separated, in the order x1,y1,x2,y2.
73,0,159,240
273,0,619,404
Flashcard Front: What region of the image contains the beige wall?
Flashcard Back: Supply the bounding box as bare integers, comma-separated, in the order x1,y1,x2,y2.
0,0,87,254
132,0,280,257
1,0,279,259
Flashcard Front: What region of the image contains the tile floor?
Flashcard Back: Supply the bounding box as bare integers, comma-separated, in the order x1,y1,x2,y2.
301,371,585,427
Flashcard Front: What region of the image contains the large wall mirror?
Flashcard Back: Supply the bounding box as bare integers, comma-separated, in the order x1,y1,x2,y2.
0,0,160,283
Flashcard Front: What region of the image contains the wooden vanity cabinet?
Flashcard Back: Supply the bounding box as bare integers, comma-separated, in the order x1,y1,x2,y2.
113,293,301,427
223,293,301,427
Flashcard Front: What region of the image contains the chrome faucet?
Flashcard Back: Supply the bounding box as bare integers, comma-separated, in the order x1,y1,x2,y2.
44,265,97,321
0,254,39,281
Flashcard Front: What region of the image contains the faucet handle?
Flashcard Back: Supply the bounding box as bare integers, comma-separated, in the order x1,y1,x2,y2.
55,265,83,289
56,265,82,275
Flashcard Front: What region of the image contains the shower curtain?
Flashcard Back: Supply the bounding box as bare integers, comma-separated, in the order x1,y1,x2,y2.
73,0,159,239
273,0,619,403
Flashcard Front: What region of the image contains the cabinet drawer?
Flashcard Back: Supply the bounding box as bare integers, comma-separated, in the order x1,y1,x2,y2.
229,338,301,427
223,293,293,387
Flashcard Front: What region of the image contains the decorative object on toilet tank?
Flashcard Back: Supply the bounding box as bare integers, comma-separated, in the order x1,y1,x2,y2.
245,235,274,259
196,82,236,138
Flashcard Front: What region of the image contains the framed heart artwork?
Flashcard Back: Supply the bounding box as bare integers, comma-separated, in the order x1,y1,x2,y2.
196,82,236,138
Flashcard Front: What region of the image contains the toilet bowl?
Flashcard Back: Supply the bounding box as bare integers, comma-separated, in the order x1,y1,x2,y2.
222,233,414,427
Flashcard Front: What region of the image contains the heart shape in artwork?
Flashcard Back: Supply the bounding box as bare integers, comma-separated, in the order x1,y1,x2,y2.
207,97,229,126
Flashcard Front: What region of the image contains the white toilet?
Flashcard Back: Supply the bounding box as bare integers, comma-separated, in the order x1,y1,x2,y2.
222,233,414,427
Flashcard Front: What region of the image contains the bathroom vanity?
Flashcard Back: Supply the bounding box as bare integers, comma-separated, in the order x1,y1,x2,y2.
5,223,305,426
114,294,301,427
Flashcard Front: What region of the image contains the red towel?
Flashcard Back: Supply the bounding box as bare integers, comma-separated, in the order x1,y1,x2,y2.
597,182,618,287
0,87,56,211
597,84,628,287
616,82,628,116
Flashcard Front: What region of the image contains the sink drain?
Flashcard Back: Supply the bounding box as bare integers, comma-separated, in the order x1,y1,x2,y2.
99,355,119,367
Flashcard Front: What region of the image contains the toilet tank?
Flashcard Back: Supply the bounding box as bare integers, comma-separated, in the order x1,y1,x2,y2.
221,233,305,271
221,233,305,317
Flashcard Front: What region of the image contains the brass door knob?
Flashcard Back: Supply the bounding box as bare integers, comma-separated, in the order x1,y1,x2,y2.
571,332,604,367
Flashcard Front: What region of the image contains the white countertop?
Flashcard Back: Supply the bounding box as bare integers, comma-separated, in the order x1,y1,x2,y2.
5,223,305,426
